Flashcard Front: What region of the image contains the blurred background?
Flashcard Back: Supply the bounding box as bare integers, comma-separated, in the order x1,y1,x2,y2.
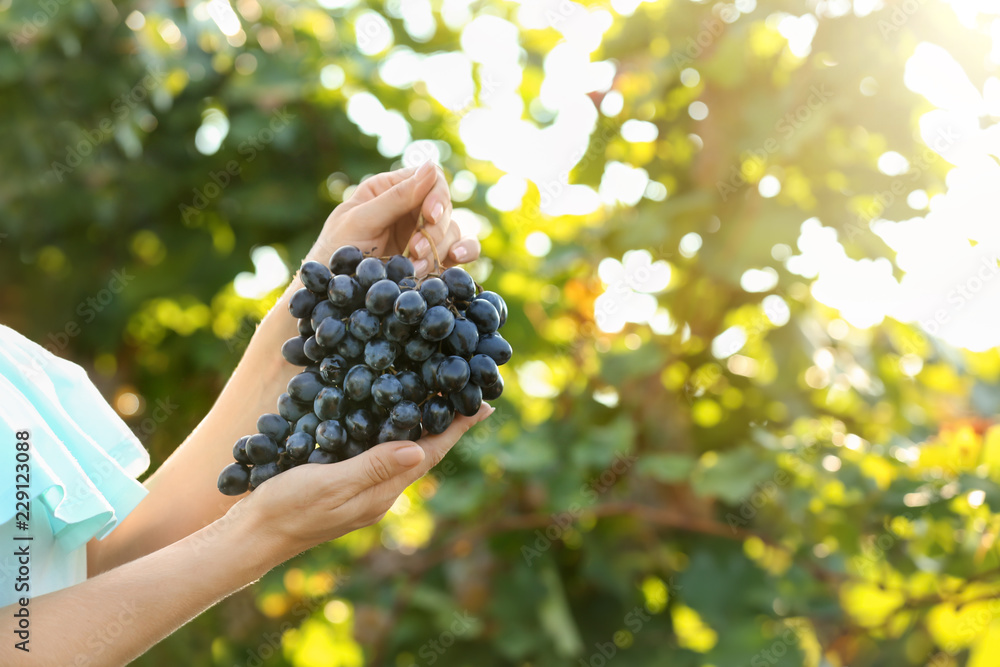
3,0,1000,664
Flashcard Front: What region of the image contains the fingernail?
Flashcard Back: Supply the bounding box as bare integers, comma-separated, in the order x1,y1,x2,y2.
452,246,469,262
416,161,435,179
414,236,430,257
431,203,445,224
394,444,424,467
413,259,429,275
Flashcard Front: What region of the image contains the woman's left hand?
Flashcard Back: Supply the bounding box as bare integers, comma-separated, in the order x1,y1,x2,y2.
307,162,481,276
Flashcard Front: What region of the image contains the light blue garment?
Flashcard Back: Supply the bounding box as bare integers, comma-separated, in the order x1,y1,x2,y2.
0,324,149,605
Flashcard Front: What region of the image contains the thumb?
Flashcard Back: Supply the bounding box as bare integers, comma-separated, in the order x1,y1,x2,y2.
353,162,437,230
330,441,425,500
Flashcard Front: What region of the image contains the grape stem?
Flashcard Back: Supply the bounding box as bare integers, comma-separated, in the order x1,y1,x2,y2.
405,213,442,272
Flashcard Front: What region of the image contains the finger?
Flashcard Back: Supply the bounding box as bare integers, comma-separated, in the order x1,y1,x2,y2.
324,441,426,501
409,170,454,265
445,235,481,267
414,223,461,276
351,162,437,232
351,166,418,202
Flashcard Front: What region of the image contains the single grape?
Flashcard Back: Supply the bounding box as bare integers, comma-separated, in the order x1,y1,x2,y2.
421,352,447,391
295,413,321,436
481,374,504,400
399,277,417,291
328,274,361,307
437,356,471,393
382,313,413,343
298,318,315,337
396,370,427,403
348,309,381,341
218,463,251,495
475,333,513,366
304,335,330,362
408,424,423,440
232,435,251,465
345,409,377,442
344,365,378,401
316,420,348,453
315,317,347,348
394,290,427,325
336,334,365,360
287,371,325,402
315,386,348,420
343,439,367,459
289,288,321,318
257,413,291,442
451,381,483,417
476,291,508,328
286,431,316,461
330,245,363,275
365,339,397,371
376,418,410,444
311,299,343,330
390,400,421,429
356,257,387,289
386,255,415,282
419,306,456,341
278,393,311,422
247,433,279,464
249,462,280,488
404,336,436,362
442,267,476,301
422,397,455,435
444,318,478,357
372,374,404,407
281,336,311,366
469,354,500,387
419,277,449,306
319,354,349,385
300,260,333,294
466,299,500,335
308,448,339,464
366,279,401,315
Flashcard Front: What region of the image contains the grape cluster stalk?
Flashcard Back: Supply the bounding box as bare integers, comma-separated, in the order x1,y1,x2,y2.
217,244,511,495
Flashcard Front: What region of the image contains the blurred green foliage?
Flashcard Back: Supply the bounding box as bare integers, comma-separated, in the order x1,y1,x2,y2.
3,0,1000,665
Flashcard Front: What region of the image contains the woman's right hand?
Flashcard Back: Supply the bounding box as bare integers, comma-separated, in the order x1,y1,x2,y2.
235,402,494,562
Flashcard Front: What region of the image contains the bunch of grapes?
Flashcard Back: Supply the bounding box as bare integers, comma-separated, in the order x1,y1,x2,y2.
217,244,511,495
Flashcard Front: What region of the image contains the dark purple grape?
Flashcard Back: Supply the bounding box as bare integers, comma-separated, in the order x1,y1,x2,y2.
320,354,349,385
420,306,456,341
382,313,413,343
298,318,315,337
290,288,321,318
394,290,427,325
444,318,478,357
344,365,377,401
419,277,448,306
481,374,504,400
315,317,347,348
304,335,330,362
328,274,361,307
247,433,279,464
476,333,513,366
356,257,387,289
348,309,381,341
287,371,325,402
232,436,251,465
476,291,508,328
408,424,423,440
366,279,401,315
249,462,280,488
278,393,311,422
315,386,348,420
365,339,397,371
308,448,339,464
343,439,367,459
421,353,446,390
337,334,365,360
405,336,436,362
442,267,476,301
376,419,410,444
295,413,321,436
437,356,471,393
399,277,417,291
345,409,377,442
316,420,348,453
257,413,290,442
390,400,421,429
422,397,454,435
286,432,316,461
396,371,427,403
282,336,311,366
330,245,363,275
386,255,415,282
372,374,403,407
469,355,500,387
218,463,251,495
451,381,483,417
300,261,333,294
311,300,343,330
466,299,500,334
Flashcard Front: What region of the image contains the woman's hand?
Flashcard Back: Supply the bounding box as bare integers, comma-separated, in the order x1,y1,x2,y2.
236,402,494,562
306,162,482,276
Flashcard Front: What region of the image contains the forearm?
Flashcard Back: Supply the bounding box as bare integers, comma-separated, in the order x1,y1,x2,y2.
7,507,283,667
